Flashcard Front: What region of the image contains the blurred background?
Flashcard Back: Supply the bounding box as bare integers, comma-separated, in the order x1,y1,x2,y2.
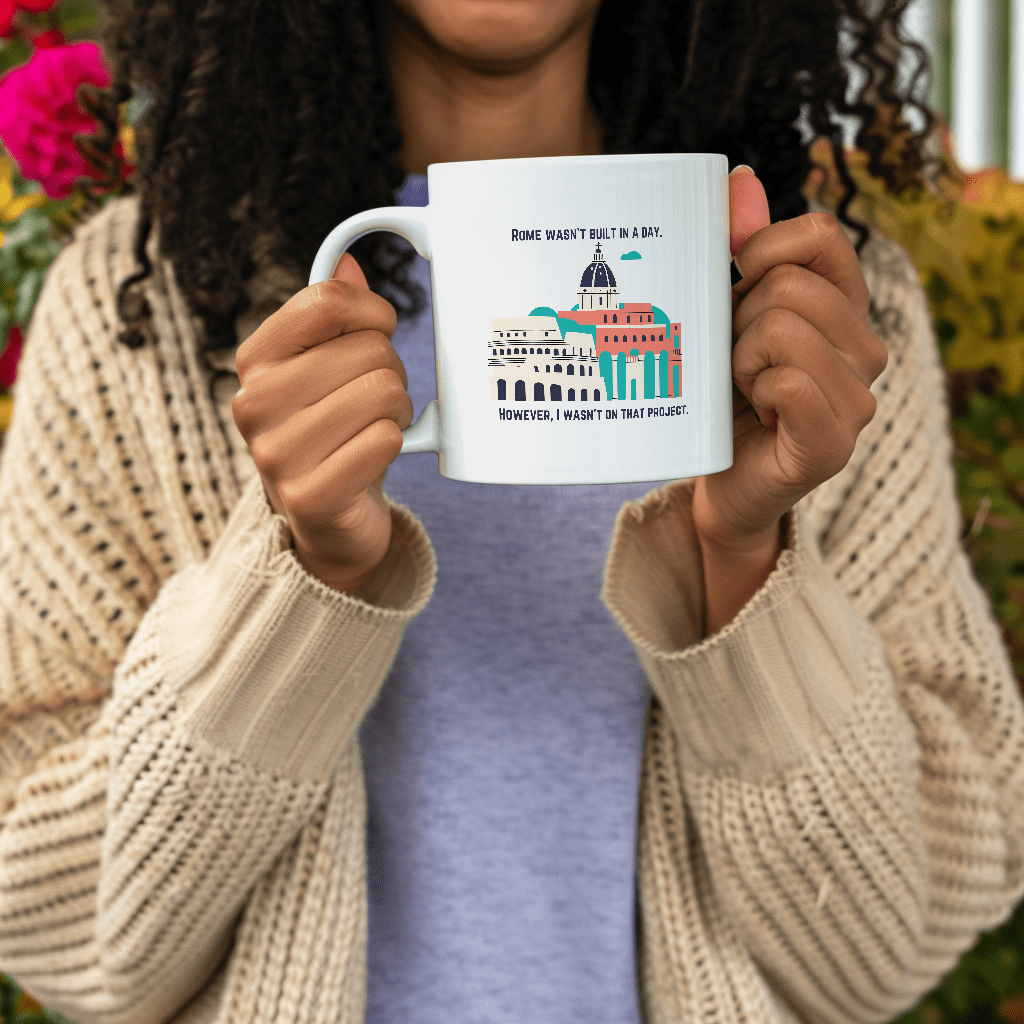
0,0,1023,1021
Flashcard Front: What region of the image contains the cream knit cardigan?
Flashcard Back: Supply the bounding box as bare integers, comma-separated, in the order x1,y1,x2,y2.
0,196,1023,1024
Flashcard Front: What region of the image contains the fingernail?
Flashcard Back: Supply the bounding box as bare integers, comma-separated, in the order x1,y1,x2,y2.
731,164,755,175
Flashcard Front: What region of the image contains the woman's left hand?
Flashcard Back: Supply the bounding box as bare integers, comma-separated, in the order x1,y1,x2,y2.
692,168,889,556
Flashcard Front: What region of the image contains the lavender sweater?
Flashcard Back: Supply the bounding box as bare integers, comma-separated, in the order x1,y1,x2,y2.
358,175,661,1023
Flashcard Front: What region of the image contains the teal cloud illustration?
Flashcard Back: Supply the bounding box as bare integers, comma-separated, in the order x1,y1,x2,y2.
620,250,642,260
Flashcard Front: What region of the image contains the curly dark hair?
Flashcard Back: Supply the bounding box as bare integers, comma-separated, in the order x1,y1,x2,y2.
85,0,932,359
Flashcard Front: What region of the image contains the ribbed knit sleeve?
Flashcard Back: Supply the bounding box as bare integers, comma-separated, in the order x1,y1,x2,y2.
602,233,1024,1024
0,198,436,1024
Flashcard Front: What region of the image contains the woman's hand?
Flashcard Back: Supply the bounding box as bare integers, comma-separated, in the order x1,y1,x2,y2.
231,254,413,596
692,167,888,631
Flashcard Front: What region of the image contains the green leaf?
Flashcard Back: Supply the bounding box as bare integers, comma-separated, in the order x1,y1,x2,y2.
13,269,43,324
1,974,15,1019
978,944,1020,992
56,0,104,36
1008,234,1024,271
935,317,958,357
927,272,955,304
982,215,1015,232
0,245,20,293
1002,446,1024,476
0,208,55,257
966,391,1003,438
980,296,1005,338
943,966,976,1013
0,38,30,76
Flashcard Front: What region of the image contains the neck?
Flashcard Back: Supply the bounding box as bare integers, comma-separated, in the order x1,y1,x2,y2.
385,5,604,173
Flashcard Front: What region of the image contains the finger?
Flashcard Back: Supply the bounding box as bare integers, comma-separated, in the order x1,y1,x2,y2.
733,263,888,387
729,166,771,257
733,306,878,434
251,367,413,483
237,274,398,379
732,211,870,316
751,364,859,485
233,330,409,435
280,418,405,527
333,251,368,289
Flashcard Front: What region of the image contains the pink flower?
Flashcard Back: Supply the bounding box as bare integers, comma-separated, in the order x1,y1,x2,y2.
18,0,59,11
0,325,23,390
0,42,111,200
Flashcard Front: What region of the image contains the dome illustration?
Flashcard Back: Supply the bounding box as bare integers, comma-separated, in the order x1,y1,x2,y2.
580,244,617,289
576,243,620,311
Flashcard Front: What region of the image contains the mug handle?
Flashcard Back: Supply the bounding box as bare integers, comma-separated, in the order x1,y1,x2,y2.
308,206,440,454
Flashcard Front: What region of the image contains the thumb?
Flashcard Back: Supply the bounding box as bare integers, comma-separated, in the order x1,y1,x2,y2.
332,251,369,289
729,165,770,259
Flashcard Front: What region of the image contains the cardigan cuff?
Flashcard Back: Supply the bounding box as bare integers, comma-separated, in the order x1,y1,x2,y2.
149,475,436,782
602,479,871,781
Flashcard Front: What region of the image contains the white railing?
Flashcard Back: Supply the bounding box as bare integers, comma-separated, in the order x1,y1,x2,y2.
1013,0,1024,174
901,0,1024,176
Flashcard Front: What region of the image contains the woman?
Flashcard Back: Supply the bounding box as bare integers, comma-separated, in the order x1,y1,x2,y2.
1,1,1022,1022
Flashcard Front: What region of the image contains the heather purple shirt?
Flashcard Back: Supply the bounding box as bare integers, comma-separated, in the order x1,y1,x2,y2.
358,175,661,1023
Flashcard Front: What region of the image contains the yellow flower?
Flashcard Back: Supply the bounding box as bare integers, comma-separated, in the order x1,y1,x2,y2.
120,124,136,166
0,154,45,246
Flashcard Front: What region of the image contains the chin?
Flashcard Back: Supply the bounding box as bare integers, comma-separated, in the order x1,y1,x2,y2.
389,0,603,67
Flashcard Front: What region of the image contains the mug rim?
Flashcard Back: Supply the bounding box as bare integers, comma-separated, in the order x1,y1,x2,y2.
426,152,727,174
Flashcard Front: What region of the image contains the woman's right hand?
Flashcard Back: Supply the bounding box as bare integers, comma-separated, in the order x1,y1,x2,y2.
231,252,413,596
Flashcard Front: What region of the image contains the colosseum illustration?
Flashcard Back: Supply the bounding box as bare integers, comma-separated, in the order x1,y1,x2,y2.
488,244,682,403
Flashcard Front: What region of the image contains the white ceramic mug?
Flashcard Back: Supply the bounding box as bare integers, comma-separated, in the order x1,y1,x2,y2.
310,153,732,485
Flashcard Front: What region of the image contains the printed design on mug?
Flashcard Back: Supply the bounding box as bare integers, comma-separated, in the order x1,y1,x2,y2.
487,244,683,403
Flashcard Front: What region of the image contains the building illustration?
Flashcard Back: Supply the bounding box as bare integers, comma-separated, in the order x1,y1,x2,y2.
488,244,683,403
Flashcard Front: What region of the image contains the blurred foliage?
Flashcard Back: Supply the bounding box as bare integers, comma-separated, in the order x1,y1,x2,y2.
0,0,127,432
804,122,1024,1024
809,141,1024,394
0,158,75,396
